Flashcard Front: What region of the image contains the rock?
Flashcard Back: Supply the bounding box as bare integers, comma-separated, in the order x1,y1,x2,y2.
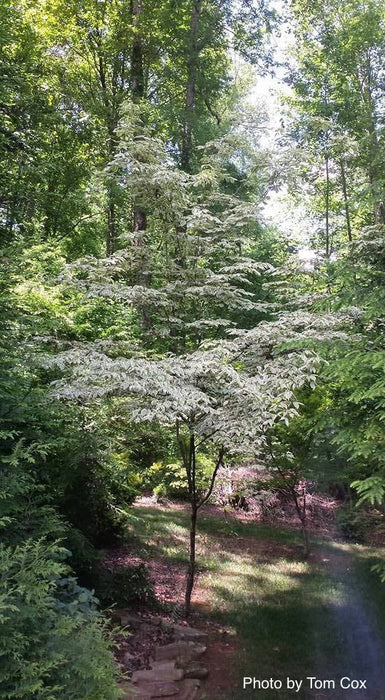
178,679,201,700
150,662,178,672
119,681,180,699
136,681,180,698
155,642,206,664
118,681,147,699
132,667,184,684
184,663,209,680
172,625,208,644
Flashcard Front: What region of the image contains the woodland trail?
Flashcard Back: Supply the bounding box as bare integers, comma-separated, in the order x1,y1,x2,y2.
312,543,385,700
122,503,385,700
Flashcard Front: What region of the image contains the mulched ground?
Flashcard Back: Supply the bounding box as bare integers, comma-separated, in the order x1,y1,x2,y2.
104,545,187,609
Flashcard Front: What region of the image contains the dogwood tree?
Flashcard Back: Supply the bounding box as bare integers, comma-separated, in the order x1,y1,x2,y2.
48,310,348,614
46,107,352,615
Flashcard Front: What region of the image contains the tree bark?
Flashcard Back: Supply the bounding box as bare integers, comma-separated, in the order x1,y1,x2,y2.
106,125,118,255
185,504,198,617
325,154,330,259
184,429,196,616
131,0,145,102
183,430,224,617
292,484,309,559
130,0,149,285
94,39,119,256
181,0,202,173
340,159,352,243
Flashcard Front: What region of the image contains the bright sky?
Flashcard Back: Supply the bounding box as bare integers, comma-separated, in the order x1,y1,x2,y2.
244,0,316,258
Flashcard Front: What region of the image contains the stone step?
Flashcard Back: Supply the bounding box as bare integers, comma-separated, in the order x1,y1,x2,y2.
149,661,178,672
177,679,201,700
120,613,145,629
155,642,206,664
119,680,181,699
133,667,184,684
184,663,209,680
172,625,208,644
118,681,149,699
135,681,180,698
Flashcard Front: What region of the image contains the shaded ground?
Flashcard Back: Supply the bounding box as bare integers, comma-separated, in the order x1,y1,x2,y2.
109,501,385,699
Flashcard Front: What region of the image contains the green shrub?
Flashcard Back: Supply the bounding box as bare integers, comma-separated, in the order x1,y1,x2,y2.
105,453,143,507
337,507,370,541
145,455,215,500
60,453,142,548
0,539,120,700
94,562,155,608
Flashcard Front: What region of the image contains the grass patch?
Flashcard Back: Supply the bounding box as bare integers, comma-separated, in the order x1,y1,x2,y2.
122,504,385,699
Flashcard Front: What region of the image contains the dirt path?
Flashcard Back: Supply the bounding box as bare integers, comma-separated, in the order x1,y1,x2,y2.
312,544,385,700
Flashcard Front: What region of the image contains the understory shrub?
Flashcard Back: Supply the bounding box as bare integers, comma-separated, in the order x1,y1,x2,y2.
0,539,120,700
94,562,155,608
105,453,143,507
60,463,126,547
145,455,215,500
60,454,142,548
337,506,384,541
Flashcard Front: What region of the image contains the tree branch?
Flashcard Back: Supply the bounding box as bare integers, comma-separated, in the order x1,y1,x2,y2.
197,445,225,509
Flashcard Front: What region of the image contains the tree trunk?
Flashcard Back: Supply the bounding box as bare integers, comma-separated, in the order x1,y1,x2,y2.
292,486,309,559
176,421,225,617
185,504,197,617
130,0,152,329
130,0,149,271
131,0,145,102
325,154,331,259
106,199,116,255
301,520,310,559
181,0,202,173
340,159,352,243
185,430,197,616
106,126,118,255
358,52,385,225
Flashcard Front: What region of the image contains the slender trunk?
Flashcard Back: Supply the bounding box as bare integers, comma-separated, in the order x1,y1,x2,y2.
95,42,119,256
358,53,385,225
106,200,116,255
340,160,352,243
106,128,117,255
131,0,147,234
131,0,145,102
130,0,148,260
292,486,309,559
325,154,330,259
185,504,197,617
184,430,196,617
181,0,202,172
130,0,151,329
180,424,225,617
301,522,310,559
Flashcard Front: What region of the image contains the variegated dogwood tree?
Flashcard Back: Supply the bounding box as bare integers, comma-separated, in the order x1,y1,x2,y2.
47,108,350,615
48,310,348,614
